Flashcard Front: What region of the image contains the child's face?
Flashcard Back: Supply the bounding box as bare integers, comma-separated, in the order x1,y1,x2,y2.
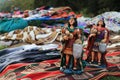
69,18,75,25
98,21,103,26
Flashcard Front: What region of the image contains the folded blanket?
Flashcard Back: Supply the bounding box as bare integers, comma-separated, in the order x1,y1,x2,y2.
0,44,60,72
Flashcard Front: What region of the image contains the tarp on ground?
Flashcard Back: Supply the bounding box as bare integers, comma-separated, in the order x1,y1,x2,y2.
0,18,28,33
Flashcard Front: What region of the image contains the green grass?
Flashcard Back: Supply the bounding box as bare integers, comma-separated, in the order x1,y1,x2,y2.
0,45,7,50
101,76,120,80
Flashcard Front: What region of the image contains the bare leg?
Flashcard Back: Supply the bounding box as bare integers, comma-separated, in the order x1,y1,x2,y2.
73,58,77,69
91,51,95,62
66,54,69,66
98,52,101,65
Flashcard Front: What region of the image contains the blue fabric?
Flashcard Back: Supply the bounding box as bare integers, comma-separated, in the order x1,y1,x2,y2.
0,18,28,33
0,46,60,72
25,16,70,21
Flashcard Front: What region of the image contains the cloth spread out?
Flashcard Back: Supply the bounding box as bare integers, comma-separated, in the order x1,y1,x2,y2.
0,58,119,80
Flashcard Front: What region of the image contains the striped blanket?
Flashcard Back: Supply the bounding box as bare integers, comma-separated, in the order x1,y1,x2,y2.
0,44,119,80
0,58,119,80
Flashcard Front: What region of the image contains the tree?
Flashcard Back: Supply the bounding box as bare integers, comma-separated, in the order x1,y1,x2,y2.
0,0,34,12
98,0,120,13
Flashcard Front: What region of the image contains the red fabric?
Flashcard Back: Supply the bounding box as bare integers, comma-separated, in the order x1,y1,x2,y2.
106,52,120,56
107,63,120,67
0,63,29,76
61,12,68,18
0,58,119,80
69,11,75,16
76,14,82,18
20,70,62,80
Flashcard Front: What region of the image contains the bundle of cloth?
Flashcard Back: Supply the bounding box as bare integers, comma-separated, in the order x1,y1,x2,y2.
24,6,72,20
107,32,120,52
0,26,61,44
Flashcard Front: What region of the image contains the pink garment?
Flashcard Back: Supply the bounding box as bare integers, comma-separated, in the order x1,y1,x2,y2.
14,11,20,15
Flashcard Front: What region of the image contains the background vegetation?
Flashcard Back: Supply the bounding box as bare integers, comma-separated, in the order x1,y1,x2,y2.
0,0,34,12
0,0,120,17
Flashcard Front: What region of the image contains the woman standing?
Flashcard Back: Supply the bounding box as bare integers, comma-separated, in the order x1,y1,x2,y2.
60,16,85,74
86,20,109,66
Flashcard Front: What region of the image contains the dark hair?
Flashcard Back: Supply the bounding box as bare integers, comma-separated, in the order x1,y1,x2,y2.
68,17,77,27
85,24,93,29
97,20,105,27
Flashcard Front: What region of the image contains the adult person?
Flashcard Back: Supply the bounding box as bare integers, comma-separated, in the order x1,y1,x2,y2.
60,16,85,74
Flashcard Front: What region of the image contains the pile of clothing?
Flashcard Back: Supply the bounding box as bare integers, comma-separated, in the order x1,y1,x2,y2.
0,26,61,44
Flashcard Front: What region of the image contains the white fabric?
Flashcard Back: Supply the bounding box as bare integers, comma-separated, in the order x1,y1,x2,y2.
23,44,58,51
0,36,5,40
8,31,14,37
29,31,35,40
36,32,52,39
11,34,17,40
45,32,60,44
22,32,28,42
107,42,120,48
111,35,120,39
73,44,83,59
40,44,58,50
99,43,107,53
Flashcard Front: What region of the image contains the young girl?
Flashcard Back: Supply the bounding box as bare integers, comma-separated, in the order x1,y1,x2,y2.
87,20,109,66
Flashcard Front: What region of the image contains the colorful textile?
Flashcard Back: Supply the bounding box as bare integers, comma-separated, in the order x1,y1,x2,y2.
0,58,119,80
0,26,60,44
0,45,60,72
0,18,28,33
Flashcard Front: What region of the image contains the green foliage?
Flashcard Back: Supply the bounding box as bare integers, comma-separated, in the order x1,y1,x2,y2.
0,0,34,12
0,0,12,12
11,0,34,10
0,45,7,50
101,76,120,80
34,0,120,17
0,0,120,17
79,8,93,17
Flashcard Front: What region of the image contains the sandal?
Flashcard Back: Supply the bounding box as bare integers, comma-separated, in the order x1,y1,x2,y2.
89,60,94,64
73,67,77,70
63,66,66,69
89,61,92,64
98,62,101,65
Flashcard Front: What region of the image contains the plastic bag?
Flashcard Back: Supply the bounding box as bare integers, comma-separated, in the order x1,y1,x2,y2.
99,43,107,53
73,44,83,59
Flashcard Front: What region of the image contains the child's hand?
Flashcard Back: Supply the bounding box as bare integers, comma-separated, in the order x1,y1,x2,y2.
69,33,73,39
101,39,107,43
89,34,96,37
63,35,68,40
65,30,70,35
